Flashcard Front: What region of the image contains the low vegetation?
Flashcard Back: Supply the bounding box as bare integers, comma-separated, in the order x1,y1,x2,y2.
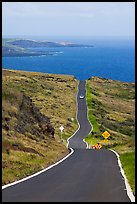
120,152,135,194
2,69,135,195
85,76,135,194
2,69,78,185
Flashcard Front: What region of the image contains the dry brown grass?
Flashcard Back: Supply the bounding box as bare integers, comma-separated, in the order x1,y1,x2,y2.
2,68,78,185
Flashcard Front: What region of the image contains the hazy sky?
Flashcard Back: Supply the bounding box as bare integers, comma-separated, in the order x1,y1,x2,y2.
2,2,135,38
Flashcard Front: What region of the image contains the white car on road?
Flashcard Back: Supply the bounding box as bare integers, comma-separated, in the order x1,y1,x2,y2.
79,95,84,99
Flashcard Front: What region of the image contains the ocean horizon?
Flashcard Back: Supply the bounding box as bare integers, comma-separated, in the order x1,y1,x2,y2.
2,36,135,83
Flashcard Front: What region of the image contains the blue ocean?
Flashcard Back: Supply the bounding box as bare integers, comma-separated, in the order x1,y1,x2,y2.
2,37,135,82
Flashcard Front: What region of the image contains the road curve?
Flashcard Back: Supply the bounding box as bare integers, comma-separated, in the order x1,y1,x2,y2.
2,81,132,202
68,80,92,149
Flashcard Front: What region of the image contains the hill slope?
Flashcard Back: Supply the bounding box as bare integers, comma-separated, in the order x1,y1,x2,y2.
85,76,135,152
85,76,135,193
2,69,78,185
2,38,93,57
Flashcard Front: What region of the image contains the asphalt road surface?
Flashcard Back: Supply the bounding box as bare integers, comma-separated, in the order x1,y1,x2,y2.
68,80,92,149
2,81,131,202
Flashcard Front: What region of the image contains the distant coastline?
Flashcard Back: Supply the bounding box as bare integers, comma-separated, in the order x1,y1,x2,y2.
2,37,134,83
2,38,93,57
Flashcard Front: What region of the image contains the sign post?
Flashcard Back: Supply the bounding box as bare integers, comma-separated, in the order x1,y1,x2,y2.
59,125,64,140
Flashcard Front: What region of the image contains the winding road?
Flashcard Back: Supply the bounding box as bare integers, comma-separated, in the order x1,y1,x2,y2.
2,81,133,202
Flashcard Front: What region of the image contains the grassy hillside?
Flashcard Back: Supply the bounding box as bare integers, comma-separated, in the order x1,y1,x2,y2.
2,69,78,185
85,76,135,194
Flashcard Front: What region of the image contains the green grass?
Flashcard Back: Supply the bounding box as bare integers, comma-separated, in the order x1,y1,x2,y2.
85,77,135,195
120,152,135,195
86,81,99,133
85,77,135,150
84,134,99,147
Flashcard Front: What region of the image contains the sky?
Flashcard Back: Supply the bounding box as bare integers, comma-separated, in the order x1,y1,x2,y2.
2,2,135,38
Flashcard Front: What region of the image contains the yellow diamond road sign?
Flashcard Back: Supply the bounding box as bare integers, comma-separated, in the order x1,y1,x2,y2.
102,131,110,139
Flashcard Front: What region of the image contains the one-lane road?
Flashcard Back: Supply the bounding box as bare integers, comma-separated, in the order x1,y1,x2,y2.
2,81,132,202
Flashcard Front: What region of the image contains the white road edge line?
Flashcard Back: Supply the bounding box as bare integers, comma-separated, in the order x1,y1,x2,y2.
68,80,91,149
2,148,74,190
85,80,135,202
3,80,134,204
110,149,135,202
84,80,93,149
67,81,80,148
2,80,81,190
